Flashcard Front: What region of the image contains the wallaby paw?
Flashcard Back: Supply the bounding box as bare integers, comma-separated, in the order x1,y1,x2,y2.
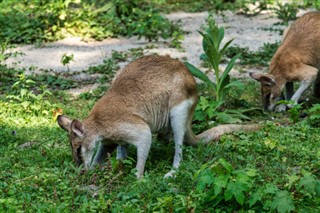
164,170,176,178
275,104,287,112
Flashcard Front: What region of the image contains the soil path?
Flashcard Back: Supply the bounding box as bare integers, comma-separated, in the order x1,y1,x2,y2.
6,11,284,75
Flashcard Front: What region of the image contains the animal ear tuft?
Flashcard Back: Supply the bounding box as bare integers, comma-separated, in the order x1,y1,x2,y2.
57,115,72,132
71,119,85,138
249,72,276,86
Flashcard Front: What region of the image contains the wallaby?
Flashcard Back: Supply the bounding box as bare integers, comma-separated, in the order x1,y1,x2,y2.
250,11,320,111
58,55,258,178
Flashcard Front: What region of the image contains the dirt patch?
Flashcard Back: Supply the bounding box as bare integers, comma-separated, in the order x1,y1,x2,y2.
6,10,292,93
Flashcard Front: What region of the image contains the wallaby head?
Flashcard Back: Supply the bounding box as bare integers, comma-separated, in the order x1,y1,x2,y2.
57,115,84,166
249,72,283,111
57,55,198,178
57,115,115,169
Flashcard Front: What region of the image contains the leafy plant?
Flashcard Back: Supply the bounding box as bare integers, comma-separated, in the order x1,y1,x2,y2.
5,74,53,116
238,0,269,16
60,53,74,71
185,16,252,124
194,158,255,207
224,42,280,67
0,0,182,44
274,1,298,25
306,103,320,127
0,40,23,63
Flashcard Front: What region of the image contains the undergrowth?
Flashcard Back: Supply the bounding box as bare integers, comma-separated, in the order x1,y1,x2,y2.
0,0,182,44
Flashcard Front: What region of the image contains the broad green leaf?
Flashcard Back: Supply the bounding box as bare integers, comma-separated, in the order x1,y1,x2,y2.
21,101,30,109
218,74,230,93
249,190,263,207
221,54,240,80
217,27,224,49
234,170,252,187
223,80,244,90
298,173,316,194
219,158,233,173
12,81,21,88
199,96,209,111
184,62,215,88
264,183,279,194
196,172,214,192
286,175,300,189
220,38,235,56
246,168,258,177
26,79,35,85
20,89,28,98
214,174,229,196
216,112,242,124
270,190,295,213
224,181,247,205
194,163,209,179
224,110,251,120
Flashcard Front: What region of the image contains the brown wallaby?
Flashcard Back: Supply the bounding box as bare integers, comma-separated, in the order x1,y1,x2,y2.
58,55,258,178
250,11,320,111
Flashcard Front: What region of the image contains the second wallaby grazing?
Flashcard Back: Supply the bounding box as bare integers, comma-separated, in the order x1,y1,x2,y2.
250,11,320,111
58,55,258,178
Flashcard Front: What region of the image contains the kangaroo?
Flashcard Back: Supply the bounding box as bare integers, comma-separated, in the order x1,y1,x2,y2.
58,55,259,178
250,11,320,111
58,55,200,178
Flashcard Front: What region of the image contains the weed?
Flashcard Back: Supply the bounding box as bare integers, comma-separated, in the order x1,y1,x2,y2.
185,16,256,125
274,1,298,25
225,42,280,67
60,53,74,71
306,103,320,127
0,0,181,44
5,74,54,116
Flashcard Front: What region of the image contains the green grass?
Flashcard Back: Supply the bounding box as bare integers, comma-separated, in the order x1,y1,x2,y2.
1,75,319,212
1,1,320,211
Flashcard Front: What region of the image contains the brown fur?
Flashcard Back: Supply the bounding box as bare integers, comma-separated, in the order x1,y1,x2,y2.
58,55,259,178
250,11,320,111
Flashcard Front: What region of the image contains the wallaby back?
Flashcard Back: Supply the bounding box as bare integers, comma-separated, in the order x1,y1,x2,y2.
88,55,198,143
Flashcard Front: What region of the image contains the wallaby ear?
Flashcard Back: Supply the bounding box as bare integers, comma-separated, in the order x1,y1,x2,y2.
57,115,72,132
249,72,276,86
70,119,85,138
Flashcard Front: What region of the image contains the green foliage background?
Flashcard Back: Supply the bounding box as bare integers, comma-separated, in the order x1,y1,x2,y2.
0,0,320,212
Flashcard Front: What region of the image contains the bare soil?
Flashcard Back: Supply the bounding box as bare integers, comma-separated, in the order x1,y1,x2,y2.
6,10,299,94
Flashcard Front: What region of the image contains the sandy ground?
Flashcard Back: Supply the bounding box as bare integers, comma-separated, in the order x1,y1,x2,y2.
5,10,295,94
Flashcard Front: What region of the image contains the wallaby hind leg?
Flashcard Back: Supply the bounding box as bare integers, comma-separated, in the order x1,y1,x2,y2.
165,99,194,178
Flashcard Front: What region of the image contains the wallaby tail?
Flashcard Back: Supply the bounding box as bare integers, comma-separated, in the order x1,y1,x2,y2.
195,124,260,144
184,123,198,146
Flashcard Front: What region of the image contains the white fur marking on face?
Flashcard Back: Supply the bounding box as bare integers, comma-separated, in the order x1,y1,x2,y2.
82,135,102,169
82,146,94,169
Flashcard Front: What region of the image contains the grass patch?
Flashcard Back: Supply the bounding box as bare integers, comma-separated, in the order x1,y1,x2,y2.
224,42,280,67
1,77,319,211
